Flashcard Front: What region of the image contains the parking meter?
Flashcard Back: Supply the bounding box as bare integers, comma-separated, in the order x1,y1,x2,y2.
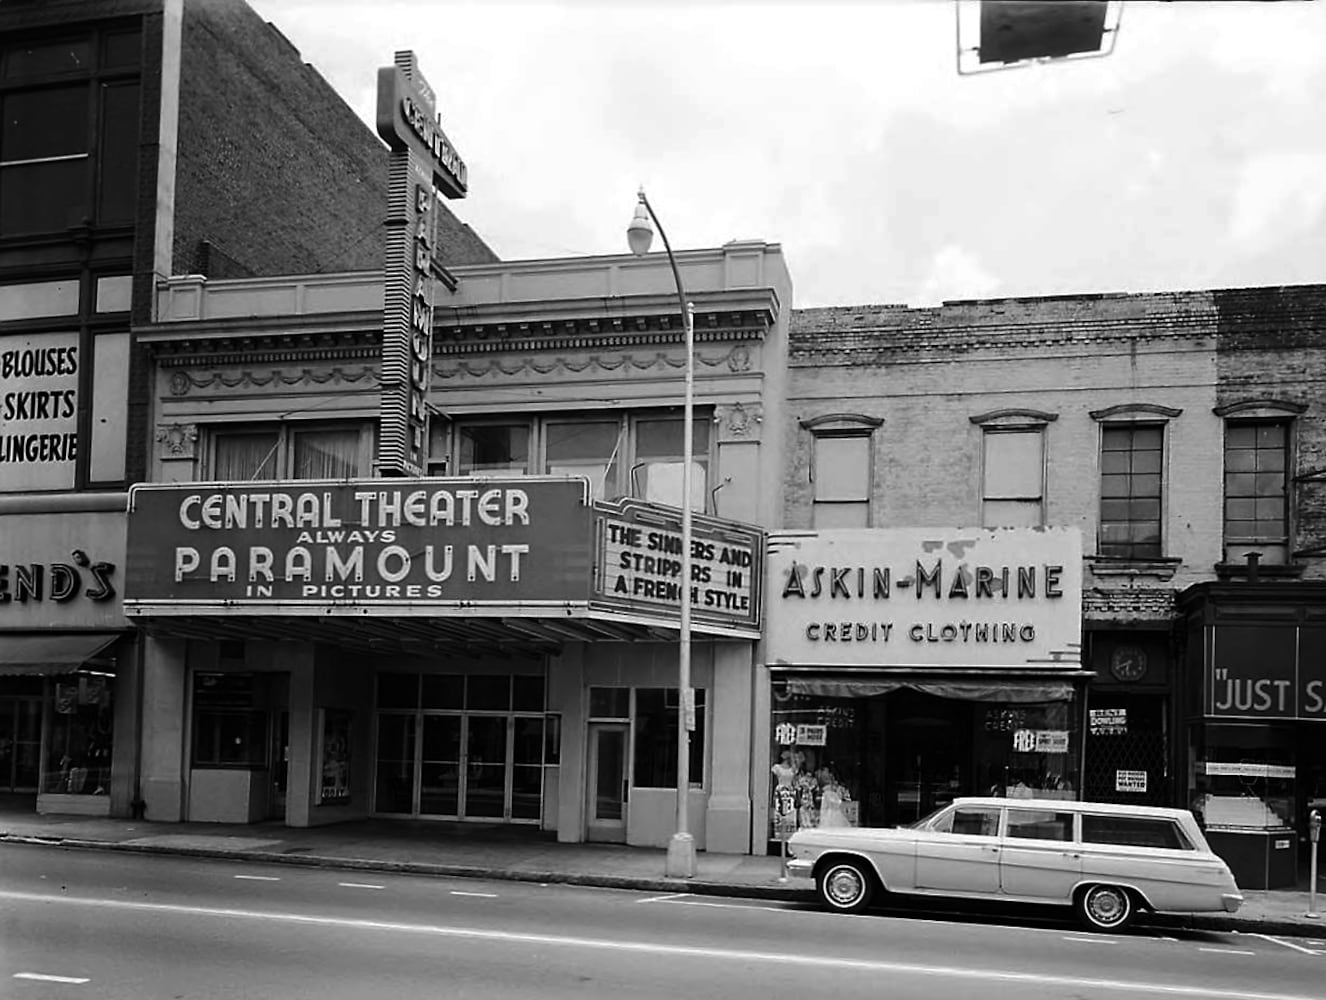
1312,810,1322,845
1310,810,1321,918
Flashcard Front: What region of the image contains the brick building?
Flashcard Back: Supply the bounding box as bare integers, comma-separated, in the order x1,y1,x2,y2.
771,285,1326,883
0,0,494,816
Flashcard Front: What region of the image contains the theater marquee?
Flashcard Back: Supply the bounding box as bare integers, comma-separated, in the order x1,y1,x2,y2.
766,527,1082,669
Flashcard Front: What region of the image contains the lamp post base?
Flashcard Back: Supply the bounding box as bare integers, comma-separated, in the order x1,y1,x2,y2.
665,831,696,879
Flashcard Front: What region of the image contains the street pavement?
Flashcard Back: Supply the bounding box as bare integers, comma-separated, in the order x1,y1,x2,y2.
4,847,1326,1000
1,799,1324,940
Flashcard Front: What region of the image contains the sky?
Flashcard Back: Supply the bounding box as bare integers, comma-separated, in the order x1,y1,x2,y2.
244,0,1326,309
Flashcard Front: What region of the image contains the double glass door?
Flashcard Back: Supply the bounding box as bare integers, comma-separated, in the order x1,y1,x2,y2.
375,711,544,822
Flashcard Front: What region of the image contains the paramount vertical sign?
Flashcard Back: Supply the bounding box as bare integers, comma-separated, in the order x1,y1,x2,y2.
375,51,468,477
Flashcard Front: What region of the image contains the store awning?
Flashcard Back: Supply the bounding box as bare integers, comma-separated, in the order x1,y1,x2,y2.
784,674,1087,703
0,634,121,676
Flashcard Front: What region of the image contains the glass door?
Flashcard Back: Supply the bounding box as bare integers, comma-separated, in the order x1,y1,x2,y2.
0,698,41,792
420,714,462,816
465,715,509,819
374,713,417,814
586,723,628,842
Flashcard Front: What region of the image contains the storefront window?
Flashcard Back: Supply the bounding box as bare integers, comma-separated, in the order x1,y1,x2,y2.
42,674,113,794
192,673,267,768
1189,723,1296,832
633,687,705,789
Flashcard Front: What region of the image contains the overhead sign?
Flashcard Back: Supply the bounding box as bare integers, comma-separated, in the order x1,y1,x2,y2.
1204,625,1326,721
591,498,763,634
765,527,1082,669
123,478,594,613
0,510,124,628
0,331,79,491
375,51,467,478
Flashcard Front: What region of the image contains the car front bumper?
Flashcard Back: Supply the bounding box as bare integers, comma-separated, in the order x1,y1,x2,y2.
787,858,814,881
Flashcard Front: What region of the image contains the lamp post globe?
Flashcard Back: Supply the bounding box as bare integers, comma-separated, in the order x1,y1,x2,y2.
626,188,697,880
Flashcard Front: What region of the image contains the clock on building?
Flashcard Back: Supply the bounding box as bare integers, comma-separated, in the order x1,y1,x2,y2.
1109,645,1149,683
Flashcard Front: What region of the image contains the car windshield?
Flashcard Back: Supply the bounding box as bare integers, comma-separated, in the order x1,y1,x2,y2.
908,804,952,830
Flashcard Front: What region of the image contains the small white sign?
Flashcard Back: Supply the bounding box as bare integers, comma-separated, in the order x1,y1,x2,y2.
774,722,797,745
1034,730,1070,753
682,687,696,732
1116,769,1148,793
1200,762,1296,780
1012,729,1036,753
1089,708,1127,736
796,724,827,747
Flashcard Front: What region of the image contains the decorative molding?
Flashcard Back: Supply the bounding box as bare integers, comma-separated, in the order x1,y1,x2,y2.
798,412,884,431
432,347,752,381
162,366,379,396
1086,556,1181,581
1213,397,1309,418
1089,403,1183,422
969,408,1058,426
715,402,763,443
155,423,198,460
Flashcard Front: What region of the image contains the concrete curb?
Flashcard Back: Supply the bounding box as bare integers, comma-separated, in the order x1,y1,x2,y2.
4,833,1320,938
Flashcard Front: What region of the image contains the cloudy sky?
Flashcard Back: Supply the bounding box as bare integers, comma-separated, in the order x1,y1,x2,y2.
245,0,1326,308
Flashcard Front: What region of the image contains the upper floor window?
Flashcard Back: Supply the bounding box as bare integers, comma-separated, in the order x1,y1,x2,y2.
440,411,709,511
1224,420,1289,565
0,28,141,238
1099,425,1163,560
207,423,374,481
982,429,1044,528
801,413,882,529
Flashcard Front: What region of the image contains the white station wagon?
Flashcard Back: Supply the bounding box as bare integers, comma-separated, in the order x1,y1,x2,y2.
787,797,1243,931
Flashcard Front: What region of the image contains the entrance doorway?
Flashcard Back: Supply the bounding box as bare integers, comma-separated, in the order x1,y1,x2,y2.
0,694,41,792
586,723,628,842
884,691,973,827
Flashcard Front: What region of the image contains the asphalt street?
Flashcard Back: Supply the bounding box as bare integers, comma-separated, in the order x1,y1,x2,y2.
3,843,1325,1000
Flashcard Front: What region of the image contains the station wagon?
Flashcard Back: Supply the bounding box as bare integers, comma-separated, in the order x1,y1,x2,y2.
786,797,1243,931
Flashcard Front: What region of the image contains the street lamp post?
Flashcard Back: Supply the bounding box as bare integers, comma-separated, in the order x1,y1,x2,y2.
627,187,696,879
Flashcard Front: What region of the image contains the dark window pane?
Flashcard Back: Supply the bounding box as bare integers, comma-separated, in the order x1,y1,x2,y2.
421,674,462,710
512,675,544,712
1131,474,1160,498
0,159,88,235
420,715,460,761
513,717,544,765
636,417,708,458
1257,424,1286,449
459,423,529,474
377,673,418,710
511,765,542,819
1100,451,1131,475
5,39,91,78
1082,814,1191,850
632,687,705,789
1226,425,1256,448
1225,449,1256,473
292,427,360,479
98,82,139,223
466,675,510,711
2,86,89,160
102,30,142,69
589,686,629,719
213,431,279,480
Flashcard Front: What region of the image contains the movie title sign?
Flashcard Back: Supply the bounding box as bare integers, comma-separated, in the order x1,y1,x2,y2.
375,51,467,478
765,527,1082,668
592,499,763,634
0,331,79,491
123,478,594,612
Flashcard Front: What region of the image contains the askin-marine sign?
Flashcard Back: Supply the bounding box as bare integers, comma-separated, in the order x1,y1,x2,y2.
765,527,1082,669
123,478,594,613
375,51,468,478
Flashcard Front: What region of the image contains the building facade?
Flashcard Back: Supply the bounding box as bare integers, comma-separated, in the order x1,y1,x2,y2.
129,241,791,851
778,286,1325,880
0,0,493,817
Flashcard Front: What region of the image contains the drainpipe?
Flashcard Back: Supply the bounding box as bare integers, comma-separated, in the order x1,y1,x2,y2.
1244,551,1261,584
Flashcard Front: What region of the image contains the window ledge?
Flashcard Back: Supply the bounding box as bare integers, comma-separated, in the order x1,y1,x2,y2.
1213,562,1305,581
1087,556,1181,580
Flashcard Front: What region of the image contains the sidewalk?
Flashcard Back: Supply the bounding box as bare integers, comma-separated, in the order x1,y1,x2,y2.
3,803,1324,939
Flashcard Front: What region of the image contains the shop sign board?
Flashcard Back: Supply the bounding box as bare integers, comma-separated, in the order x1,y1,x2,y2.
374,51,467,478
1089,708,1127,736
765,527,1082,668
795,724,827,746
123,477,594,613
1116,770,1148,794
1204,625,1326,721
591,498,763,634
0,331,79,491
0,510,124,628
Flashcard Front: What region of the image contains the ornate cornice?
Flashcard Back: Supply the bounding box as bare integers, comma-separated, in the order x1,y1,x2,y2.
436,308,770,353
165,366,379,396
433,345,756,381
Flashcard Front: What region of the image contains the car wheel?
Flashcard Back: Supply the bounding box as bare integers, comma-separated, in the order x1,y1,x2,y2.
1075,883,1135,932
817,860,874,914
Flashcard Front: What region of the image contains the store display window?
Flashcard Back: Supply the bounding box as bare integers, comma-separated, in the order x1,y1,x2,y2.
43,673,114,795
1188,723,1296,832
770,692,860,838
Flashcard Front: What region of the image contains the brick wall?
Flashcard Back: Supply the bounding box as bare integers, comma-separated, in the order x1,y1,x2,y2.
172,0,496,278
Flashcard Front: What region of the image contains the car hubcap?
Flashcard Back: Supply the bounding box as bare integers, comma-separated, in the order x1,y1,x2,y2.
826,867,863,906
1088,888,1126,925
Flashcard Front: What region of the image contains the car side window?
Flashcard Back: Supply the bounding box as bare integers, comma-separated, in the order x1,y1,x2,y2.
938,807,1001,837
1005,809,1074,841
1081,814,1194,850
